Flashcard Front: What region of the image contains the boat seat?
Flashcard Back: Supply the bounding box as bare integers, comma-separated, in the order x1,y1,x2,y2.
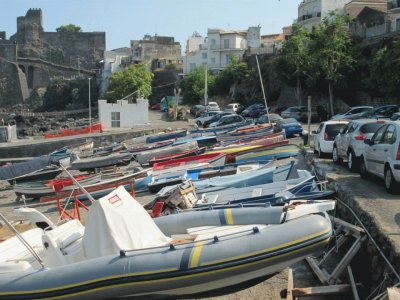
0,228,44,272
41,220,85,267
15,207,56,230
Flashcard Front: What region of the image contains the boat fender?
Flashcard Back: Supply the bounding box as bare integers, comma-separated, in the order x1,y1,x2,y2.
169,244,176,251
119,250,126,257
252,226,260,234
213,236,219,243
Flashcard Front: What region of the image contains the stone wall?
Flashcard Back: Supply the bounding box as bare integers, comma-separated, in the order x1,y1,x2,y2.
0,9,105,106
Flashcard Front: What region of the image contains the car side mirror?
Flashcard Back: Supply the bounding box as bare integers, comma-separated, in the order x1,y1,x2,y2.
364,138,371,145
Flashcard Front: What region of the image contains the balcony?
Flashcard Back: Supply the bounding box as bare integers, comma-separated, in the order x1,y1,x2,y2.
298,12,321,22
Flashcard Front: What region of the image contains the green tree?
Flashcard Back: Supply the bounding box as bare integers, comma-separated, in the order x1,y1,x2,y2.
56,24,82,32
214,56,249,96
180,65,215,104
370,40,400,98
105,64,154,102
309,13,355,115
276,23,310,105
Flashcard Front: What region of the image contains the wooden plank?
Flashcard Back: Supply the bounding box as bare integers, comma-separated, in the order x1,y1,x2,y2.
291,284,352,297
306,257,328,284
387,287,400,300
287,268,294,300
347,266,360,300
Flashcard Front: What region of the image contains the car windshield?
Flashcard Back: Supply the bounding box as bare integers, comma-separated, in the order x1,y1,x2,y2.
360,123,385,133
325,124,347,139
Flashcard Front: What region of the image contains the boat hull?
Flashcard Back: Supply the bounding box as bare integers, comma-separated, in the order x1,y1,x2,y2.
0,214,331,300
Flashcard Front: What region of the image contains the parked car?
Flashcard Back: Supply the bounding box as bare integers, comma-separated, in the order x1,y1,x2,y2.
203,112,231,128
360,121,400,193
150,103,160,110
191,105,206,117
391,112,400,121
313,120,350,158
224,103,244,114
330,106,373,120
206,102,220,112
257,113,283,125
301,106,329,122
274,118,303,137
269,105,288,115
281,106,307,121
241,103,265,118
359,105,399,119
209,114,246,128
195,111,223,127
332,119,387,171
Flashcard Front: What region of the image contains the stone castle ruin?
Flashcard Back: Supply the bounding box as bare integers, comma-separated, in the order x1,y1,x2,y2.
0,8,105,106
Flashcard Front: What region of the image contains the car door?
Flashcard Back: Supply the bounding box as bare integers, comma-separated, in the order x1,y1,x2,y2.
373,124,396,177
364,125,387,174
338,123,354,158
314,123,324,148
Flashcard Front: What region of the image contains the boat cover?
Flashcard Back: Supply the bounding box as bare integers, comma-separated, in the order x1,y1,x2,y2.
82,186,171,259
0,156,51,180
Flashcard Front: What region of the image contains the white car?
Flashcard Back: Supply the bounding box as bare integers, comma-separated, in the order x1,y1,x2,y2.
360,121,400,193
206,102,220,112
224,103,244,114
332,119,387,171
195,111,222,126
330,106,373,120
313,120,349,157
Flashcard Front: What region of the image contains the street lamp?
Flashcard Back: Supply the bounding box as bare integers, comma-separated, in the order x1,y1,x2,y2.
88,78,91,133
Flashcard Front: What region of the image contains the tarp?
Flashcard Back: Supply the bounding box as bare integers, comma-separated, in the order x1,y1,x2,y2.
0,156,51,180
82,186,171,259
44,123,104,138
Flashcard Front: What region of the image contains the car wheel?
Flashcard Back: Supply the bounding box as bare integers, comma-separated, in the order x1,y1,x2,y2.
317,144,324,158
385,166,398,194
359,157,369,179
347,150,359,172
332,145,342,164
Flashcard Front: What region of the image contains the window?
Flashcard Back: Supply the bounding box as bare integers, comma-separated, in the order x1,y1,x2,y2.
371,125,387,144
347,123,358,134
316,124,324,134
226,55,231,65
111,112,120,128
202,52,207,59
383,125,396,144
211,57,216,64
211,39,216,46
189,63,196,71
224,39,230,49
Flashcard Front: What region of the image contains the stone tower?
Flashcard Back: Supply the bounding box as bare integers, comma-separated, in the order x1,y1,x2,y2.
15,8,43,44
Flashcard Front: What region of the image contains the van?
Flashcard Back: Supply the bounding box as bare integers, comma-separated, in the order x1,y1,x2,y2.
224,103,244,114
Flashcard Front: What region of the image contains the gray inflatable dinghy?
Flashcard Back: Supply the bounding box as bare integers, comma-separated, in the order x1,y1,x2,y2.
0,187,334,300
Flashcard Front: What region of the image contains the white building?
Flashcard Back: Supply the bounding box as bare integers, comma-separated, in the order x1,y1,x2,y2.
183,26,261,74
100,48,131,94
98,98,149,130
297,0,349,30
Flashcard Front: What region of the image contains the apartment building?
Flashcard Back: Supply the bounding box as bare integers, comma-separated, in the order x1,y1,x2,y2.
183,27,260,74
297,0,349,30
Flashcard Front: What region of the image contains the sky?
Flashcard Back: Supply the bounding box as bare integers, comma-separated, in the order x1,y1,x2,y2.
1,0,298,51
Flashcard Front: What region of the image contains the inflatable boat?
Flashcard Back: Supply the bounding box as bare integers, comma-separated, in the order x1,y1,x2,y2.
0,186,334,299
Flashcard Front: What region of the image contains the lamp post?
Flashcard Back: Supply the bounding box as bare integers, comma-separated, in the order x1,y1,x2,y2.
88,78,91,133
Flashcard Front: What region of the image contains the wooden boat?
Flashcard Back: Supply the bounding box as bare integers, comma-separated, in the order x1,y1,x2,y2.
190,120,253,134
148,161,272,194
0,186,334,299
13,174,102,199
216,126,275,142
227,124,274,135
135,141,198,166
124,140,173,154
148,147,206,166
145,129,187,143
71,152,133,172
0,156,52,182
172,135,218,148
235,144,301,164
6,166,62,185
92,143,125,156
152,153,226,172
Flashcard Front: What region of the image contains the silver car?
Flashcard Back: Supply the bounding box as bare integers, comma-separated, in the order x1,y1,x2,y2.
331,106,373,120
332,119,387,171
281,106,306,121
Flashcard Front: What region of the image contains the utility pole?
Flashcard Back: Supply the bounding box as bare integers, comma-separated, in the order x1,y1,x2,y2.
88,78,91,133
255,55,271,126
174,88,181,120
204,64,208,106
307,95,311,146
